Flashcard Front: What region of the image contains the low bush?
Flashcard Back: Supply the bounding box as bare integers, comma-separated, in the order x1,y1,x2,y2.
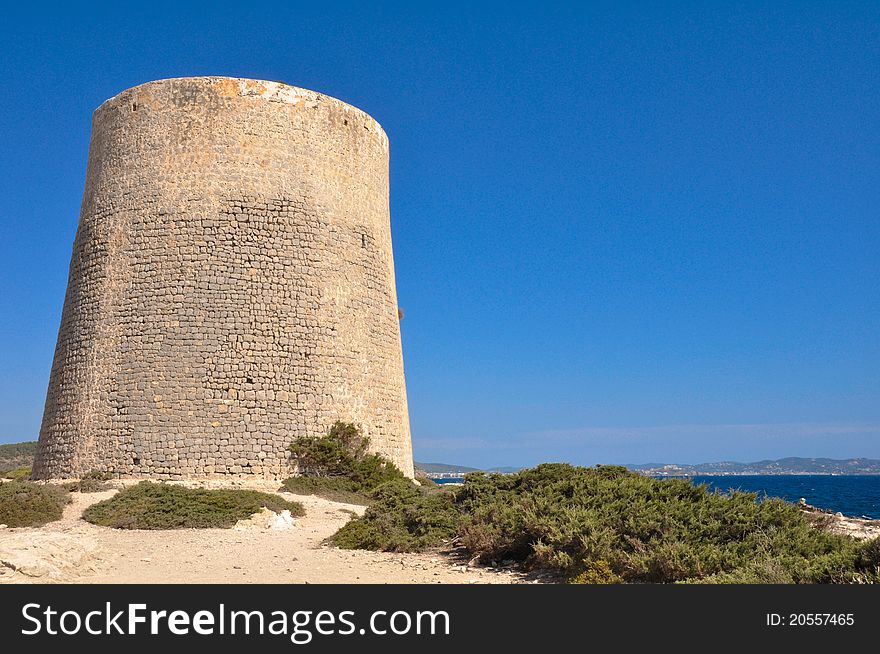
0,480,70,527
333,478,460,552
282,422,408,503
333,463,880,584
288,422,369,477
64,470,113,493
83,482,304,529
0,466,32,481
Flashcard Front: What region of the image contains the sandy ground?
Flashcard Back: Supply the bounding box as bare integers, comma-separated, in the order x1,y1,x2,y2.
0,480,530,584
4,480,876,584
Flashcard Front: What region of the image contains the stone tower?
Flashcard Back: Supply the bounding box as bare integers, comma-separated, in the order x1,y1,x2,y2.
33,77,414,479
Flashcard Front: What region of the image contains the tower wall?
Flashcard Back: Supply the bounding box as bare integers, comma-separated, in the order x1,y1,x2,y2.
33,77,413,479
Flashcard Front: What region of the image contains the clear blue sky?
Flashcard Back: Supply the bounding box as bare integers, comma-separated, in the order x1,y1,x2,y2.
1,2,878,467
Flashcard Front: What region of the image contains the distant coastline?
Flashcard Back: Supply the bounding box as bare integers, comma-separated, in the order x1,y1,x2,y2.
639,471,880,477
628,457,880,477
415,457,880,479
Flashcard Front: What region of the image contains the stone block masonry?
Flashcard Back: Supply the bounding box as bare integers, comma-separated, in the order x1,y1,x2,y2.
33,76,414,479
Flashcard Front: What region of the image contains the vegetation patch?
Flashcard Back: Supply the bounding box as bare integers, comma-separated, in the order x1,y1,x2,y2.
83,482,304,529
333,463,880,584
63,470,113,493
333,478,460,552
0,441,37,473
281,422,407,504
0,480,70,527
0,466,32,481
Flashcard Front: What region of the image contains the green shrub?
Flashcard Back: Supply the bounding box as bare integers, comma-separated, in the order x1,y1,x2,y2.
332,462,880,584
0,480,70,527
688,559,796,584
333,479,461,552
568,560,621,584
0,466,32,481
83,482,304,529
282,422,408,502
64,470,113,493
288,422,369,477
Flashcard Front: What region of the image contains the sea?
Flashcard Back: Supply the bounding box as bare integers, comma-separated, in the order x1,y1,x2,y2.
435,475,880,520
692,475,880,520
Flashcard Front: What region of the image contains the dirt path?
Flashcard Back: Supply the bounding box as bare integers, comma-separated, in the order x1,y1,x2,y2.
0,480,528,584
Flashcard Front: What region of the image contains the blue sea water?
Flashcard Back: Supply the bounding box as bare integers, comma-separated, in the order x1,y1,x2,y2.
692,475,880,520
436,475,880,519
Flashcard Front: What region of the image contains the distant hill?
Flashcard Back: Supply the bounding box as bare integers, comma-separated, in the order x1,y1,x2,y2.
629,457,880,476
417,457,880,478
414,461,523,476
414,461,481,474
0,441,37,472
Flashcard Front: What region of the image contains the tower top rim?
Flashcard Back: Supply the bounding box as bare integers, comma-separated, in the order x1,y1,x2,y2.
96,76,387,142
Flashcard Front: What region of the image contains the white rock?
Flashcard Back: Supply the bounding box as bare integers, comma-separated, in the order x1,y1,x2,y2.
268,510,296,530
234,508,296,531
